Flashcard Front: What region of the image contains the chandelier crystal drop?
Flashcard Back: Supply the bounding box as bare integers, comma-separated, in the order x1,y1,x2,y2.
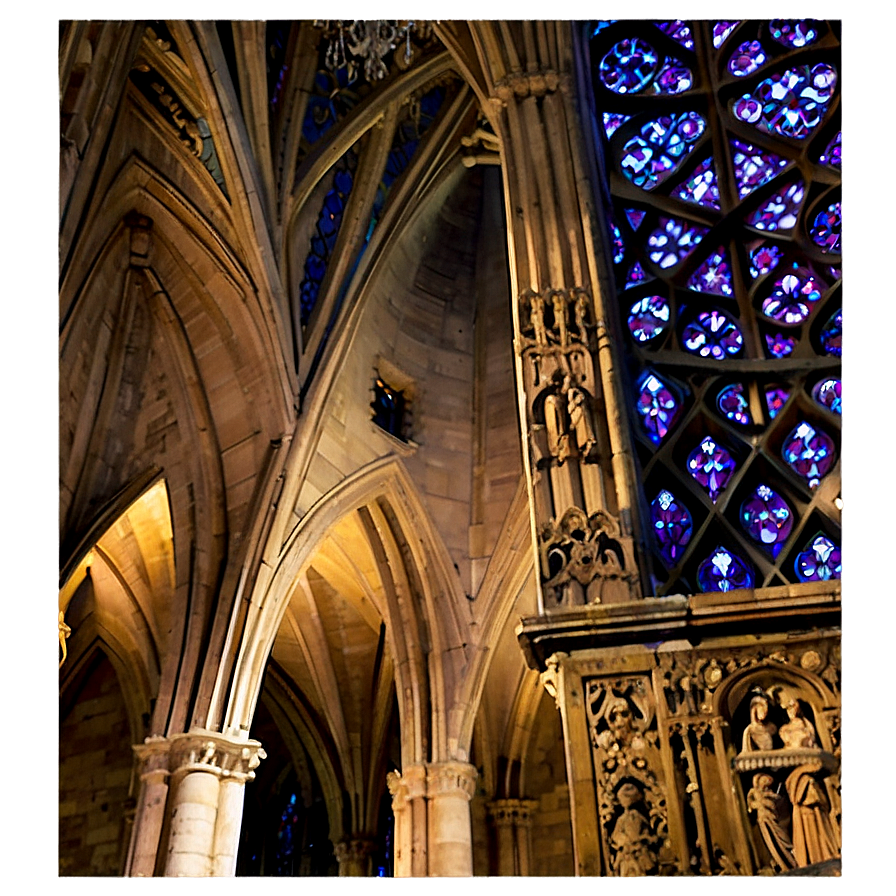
315,20,420,82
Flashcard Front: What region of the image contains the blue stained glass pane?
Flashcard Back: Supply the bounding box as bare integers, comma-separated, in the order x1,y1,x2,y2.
682,310,744,359
820,310,842,357
782,421,836,488
628,295,670,342
731,139,789,199
765,332,797,358
655,21,694,50
592,21,616,36
761,266,823,324
765,387,789,419
733,64,837,140
819,132,842,169
600,38,659,93
688,249,733,296
741,484,793,555
795,534,841,582
770,20,821,48
624,261,652,289
713,21,740,49
651,489,693,567
728,40,767,77
698,546,754,592
611,221,626,263
749,243,784,278
810,201,842,254
717,383,752,426
625,208,646,230
747,180,805,231
672,158,720,209
604,112,632,139
648,217,707,269
687,436,736,502
813,378,842,414
637,373,681,443
653,58,693,94
621,113,706,189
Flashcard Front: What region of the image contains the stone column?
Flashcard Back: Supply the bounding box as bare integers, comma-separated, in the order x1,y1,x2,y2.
128,736,171,876
426,762,478,877
164,759,220,877
334,838,376,876
387,765,427,877
488,798,539,876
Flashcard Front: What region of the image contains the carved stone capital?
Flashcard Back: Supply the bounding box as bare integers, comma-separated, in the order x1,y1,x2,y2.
427,761,478,800
134,729,266,785
133,735,172,782
334,838,376,864
493,69,562,103
487,798,539,826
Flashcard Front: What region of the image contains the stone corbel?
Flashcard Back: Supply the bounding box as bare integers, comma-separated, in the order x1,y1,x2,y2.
125,212,153,267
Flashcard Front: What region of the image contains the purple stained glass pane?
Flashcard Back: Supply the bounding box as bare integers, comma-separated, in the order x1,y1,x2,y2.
628,295,670,342
648,217,707,269
611,221,625,263
717,383,752,426
655,21,694,50
819,131,842,169
687,436,736,502
810,201,842,254
688,248,733,296
749,243,784,278
604,112,632,139
795,534,841,582
762,267,823,324
713,21,739,49
765,387,789,419
683,310,744,359
820,309,842,357
770,20,820,48
813,378,842,415
672,158,720,209
828,266,842,281
747,181,805,232
651,489,693,567
600,38,660,94
625,208,646,230
782,421,836,488
653,58,693,95
765,332,797,358
741,484,793,555
733,64,837,140
621,113,706,189
731,139,789,198
624,260,651,289
728,40,766,77
637,373,681,443
698,546,754,592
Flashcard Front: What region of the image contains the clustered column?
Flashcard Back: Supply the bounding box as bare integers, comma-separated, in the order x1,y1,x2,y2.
487,798,539,875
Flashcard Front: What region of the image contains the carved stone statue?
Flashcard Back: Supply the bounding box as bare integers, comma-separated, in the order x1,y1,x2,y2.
785,761,839,867
543,380,570,463
550,289,568,346
779,699,817,749
563,374,597,459
573,288,590,339
742,693,777,752
747,773,796,872
527,290,547,345
609,781,659,876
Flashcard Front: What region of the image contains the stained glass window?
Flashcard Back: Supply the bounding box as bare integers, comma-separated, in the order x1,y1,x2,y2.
795,533,841,581
589,19,841,594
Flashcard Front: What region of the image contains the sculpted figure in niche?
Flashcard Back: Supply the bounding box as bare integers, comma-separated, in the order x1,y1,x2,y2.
779,698,817,749
785,762,839,866
573,289,590,339
551,289,569,346
742,693,777,752
543,377,570,463
746,773,796,872
564,375,598,459
609,781,658,876
528,290,547,346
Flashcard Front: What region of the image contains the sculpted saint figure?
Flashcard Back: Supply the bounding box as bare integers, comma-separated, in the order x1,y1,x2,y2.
779,699,817,749
551,290,569,346
528,291,547,345
543,379,570,463
563,375,597,459
785,761,840,866
573,289,590,339
741,693,777,752
609,782,658,877
747,773,796,872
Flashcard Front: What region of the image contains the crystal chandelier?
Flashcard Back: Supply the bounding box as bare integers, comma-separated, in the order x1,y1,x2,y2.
314,20,419,82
